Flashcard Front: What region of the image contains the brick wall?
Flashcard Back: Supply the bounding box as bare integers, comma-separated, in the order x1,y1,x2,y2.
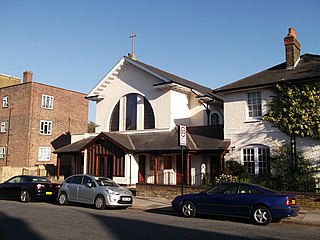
136,183,320,209
0,82,88,168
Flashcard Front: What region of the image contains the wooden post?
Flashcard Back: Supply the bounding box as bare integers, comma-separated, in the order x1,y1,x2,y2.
154,156,158,184
57,155,61,180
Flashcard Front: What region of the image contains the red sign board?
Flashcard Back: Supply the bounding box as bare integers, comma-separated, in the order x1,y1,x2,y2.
179,125,187,146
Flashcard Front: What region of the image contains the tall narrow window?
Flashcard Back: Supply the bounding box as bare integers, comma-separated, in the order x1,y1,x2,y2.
248,92,262,118
144,98,155,129
0,121,7,133
2,96,9,108
40,120,52,135
242,145,270,176
41,95,54,109
126,93,137,130
110,102,120,131
0,147,5,158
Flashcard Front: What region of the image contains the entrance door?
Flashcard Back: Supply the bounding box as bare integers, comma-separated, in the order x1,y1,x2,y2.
138,155,146,183
98,156,106,177
210,156,220,179
107,155,113,179
176,155,189,185
98,155,113,179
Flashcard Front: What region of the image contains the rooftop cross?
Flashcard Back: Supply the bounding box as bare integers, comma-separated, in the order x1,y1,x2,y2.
129,32,137,60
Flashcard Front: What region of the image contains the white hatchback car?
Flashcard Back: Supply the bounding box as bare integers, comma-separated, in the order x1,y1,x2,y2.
57,174,133,209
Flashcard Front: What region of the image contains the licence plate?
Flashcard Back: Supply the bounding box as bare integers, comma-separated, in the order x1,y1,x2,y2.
292,199,296,204
46,192,53,195
122,197,131,202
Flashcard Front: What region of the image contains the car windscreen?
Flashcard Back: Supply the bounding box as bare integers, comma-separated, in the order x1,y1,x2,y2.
95,178,119,187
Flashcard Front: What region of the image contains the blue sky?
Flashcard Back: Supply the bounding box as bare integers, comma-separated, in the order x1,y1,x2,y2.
1,0,319,121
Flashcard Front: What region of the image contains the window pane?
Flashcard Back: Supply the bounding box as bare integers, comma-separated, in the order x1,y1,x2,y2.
110,102,120,131
126,94,137,130
144,97,155,129
247,92,262,118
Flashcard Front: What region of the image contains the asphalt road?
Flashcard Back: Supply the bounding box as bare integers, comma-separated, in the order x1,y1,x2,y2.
0,200,319,240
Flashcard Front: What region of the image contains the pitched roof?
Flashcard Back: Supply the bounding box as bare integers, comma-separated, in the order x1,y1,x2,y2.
54,129,230,154
86,56,222,102
214,54,320,93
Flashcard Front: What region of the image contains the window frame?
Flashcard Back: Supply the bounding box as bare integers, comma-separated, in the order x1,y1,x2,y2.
39,120,52,135
2,96,9,108
242,145,270,176
0,121,7,133
247,91,262,120
0,147,6,158
38,147,51,161
41,94,54,109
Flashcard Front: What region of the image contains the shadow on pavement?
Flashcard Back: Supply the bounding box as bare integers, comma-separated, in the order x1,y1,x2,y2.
0,212,43,240
146,206,251,225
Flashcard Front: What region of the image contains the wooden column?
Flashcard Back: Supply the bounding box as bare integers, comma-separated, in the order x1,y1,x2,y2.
57,155,61,180
154,156,158,184
186,154,191,185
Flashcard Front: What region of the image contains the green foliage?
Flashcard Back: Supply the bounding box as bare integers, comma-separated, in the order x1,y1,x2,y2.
253,145,316,192
87,121,97,133
225,160,250,181
263,81,320,138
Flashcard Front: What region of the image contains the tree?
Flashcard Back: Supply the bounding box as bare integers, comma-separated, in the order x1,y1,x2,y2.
263,81,320,138
87,121,97,133
262,81,320,178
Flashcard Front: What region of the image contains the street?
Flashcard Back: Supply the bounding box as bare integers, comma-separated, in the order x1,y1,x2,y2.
0,200,319,240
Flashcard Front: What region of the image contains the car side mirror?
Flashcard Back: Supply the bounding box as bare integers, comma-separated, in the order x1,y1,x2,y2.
87,182,92,188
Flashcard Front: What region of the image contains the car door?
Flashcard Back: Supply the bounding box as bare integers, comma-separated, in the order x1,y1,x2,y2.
67,176,83,202
197,183,239,216
77,176,96,204
0,176,22,199
227,184,262,218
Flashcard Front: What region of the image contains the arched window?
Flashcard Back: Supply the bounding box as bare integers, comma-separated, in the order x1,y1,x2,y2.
210,113,220,125
109,93,155,131
242,145,270,176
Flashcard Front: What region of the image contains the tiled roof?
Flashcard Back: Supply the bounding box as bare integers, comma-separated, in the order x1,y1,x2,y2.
215,54,320,93
134,59,221,100
54,128,230,154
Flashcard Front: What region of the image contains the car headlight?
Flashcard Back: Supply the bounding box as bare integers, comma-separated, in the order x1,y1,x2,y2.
106,189,116,195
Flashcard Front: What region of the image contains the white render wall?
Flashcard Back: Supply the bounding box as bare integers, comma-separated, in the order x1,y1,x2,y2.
223,89,320,164
95,63,212,132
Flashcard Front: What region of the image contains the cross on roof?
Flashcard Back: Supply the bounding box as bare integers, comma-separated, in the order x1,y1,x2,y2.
129,32,136,60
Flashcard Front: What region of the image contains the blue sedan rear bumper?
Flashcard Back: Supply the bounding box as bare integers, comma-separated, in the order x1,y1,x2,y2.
271,206,300,219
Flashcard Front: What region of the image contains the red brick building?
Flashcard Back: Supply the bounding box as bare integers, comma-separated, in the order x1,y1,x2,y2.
0,71,88,175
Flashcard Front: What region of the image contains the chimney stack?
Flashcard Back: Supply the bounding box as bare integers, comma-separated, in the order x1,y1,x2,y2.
23,71,33,83
284,28,301,69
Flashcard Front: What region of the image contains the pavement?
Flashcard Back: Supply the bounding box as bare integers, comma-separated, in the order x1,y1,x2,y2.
130,196,320,227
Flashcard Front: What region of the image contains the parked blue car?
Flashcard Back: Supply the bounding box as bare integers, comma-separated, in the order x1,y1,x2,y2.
171,182,299,225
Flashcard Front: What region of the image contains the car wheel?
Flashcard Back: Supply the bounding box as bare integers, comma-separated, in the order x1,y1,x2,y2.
252,206,272,225
20,190,30,203
94,195,106,210
58,193,68,205
181,201,197,218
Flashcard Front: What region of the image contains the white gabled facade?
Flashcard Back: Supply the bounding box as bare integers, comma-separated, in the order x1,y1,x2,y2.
77,56,226,186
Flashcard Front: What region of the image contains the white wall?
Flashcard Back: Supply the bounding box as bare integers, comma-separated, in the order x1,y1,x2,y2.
223,89,320,164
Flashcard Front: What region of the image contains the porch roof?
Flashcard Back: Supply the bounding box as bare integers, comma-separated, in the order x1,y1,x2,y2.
53,128,230,154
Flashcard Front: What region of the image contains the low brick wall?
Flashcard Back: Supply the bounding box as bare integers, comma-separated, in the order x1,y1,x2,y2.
136,183,320,209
